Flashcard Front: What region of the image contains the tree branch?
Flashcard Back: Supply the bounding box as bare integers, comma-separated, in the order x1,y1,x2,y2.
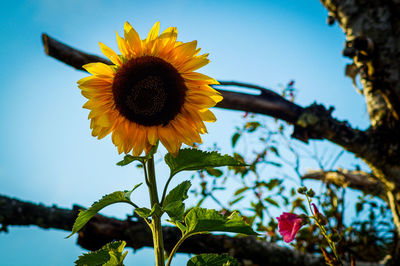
0,194,324,266
301,169,386,200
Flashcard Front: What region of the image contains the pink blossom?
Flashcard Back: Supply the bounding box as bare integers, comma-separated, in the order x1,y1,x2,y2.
276,212,304,243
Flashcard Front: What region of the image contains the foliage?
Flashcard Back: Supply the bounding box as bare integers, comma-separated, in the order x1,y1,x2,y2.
70,146,253,266
75,241,127,266
187,254,239,266
190,81,394,262
69,81,394,265
68,184,142,238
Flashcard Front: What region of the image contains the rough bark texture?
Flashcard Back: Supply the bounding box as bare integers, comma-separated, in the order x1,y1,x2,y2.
0,195,324,266
319,0,400,181
319,1,400,254
321,0,400,127
302,169,386,200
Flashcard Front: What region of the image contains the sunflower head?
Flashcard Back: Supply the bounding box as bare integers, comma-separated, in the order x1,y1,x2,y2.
77,22,222,156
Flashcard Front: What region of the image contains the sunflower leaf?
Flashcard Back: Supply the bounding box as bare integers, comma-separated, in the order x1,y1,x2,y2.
187,253,239,266
134,207,152,218
67,183,141,238
75,241,127,266
165,148,247,176
135,203,162,218
168,219,187,233
117,155,145,166
163,180,191,220
117,143,158,166
184,207,257,236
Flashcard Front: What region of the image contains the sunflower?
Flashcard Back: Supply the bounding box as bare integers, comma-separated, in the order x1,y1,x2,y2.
77,22,222,156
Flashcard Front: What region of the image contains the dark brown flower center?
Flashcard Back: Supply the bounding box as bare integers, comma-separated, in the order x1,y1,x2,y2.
112,56,187,126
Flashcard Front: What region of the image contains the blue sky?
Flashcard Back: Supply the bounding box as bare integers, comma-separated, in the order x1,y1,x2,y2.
0,0,370,265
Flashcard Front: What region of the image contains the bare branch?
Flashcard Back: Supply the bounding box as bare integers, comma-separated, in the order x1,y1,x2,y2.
42,34,110,70
302,169,386,200
0,194,324,266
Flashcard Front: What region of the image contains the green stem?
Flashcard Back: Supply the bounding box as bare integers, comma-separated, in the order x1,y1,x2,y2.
160,174,174,206
146,156,165,266
143,162,151,187
306,197,342,265
166,234,189,266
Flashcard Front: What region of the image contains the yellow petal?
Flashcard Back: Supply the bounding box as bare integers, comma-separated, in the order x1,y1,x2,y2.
158,126,181,156
182,107,208,134
179,55,210,73
81,90,113,101
132,128,146,156
97,127,112,140
83,62,115,77
99,42,122,66
77,76,93,85
124,22,142,56
78,76,113,89
199,109,217,122
96,114,112,127
182,72,218,84
159,27,177,47
115,31,130,58
144,141,153,154
146,21,160,43
186,88,221,99
113,123,130,154
174,41,198,61
186,94,221,108
83,99,114,110
147,126,158,145
170,119,200,146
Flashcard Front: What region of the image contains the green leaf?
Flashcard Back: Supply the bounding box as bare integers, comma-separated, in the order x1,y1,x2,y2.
229,195,245,205
135,203,162,219
187,254,239,266
165,148,247,176
68,184,141,238
163,181,191,220
205,168,223,177
244,121,261,132
116,144,158,166
231,132,241,148
264,197,280,207
164,181,191,206
264,178,282,190
234,186,249,196
117,154,144,166
184,207,257,236
269,146,280,157
135,207,152,218
264,161,282,167
75,241,127,266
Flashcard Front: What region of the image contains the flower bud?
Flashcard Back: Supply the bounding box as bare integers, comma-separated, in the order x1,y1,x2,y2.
297,186,307,194
306,188,315,197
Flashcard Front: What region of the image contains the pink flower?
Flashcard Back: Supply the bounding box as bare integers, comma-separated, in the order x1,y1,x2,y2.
276,212,304,243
